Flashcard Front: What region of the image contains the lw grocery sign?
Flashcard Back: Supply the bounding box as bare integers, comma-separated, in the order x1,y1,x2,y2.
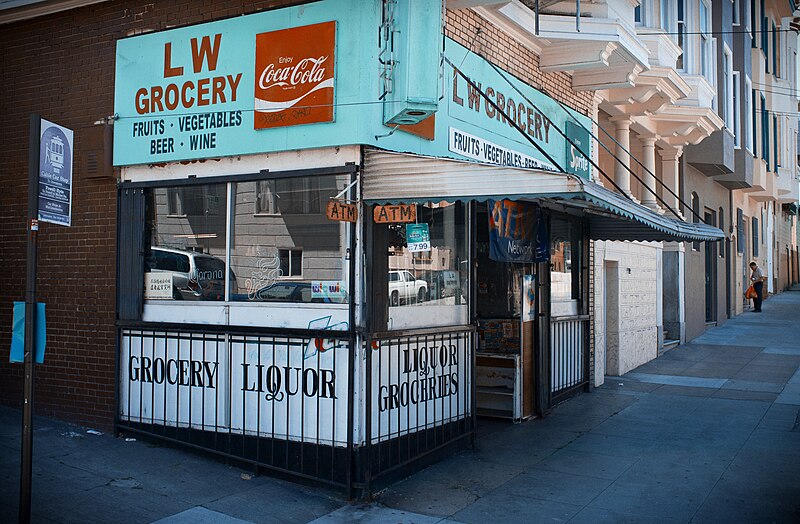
121,30,246,160
113,1,348,166
254,21,336,129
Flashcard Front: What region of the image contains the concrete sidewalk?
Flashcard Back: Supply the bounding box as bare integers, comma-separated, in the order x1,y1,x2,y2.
0,409,344,523
2,291,800,523
374,290,800,523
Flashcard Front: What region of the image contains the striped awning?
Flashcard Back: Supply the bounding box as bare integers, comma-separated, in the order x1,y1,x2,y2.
362,149,724,243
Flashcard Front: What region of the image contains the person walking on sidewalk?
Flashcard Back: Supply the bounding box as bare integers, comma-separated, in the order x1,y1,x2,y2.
750,261,766,312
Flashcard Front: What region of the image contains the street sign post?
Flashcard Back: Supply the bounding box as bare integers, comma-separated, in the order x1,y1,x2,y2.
20,115,73,524
38,119,73,226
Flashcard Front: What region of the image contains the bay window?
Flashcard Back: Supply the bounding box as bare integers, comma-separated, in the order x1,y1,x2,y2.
732,70,740,148
723,47,733,129
676,0,687,70
660,0,672,32
744,76,753,152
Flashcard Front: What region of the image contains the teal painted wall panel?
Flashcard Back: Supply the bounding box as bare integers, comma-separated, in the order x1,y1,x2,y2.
373,39,591,176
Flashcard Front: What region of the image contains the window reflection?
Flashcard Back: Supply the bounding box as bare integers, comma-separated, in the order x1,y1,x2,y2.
143,174,351,305
385,201,469,329
550,218,580,316
550,240,572,302
230,174,348,303
145,184,229,301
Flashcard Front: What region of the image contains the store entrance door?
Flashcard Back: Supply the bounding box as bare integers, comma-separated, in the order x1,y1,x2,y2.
548,215,590,404
473,204,539,421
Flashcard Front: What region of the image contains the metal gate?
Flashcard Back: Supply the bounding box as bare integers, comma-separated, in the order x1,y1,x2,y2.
550,315,589,401
363,327,475,488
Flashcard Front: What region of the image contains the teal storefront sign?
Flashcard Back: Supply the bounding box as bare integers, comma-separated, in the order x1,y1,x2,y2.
113,0,592,172
113,0,382,166
379,39,593,174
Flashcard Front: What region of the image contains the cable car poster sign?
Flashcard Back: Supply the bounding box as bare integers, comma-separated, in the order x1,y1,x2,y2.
38,119,73,227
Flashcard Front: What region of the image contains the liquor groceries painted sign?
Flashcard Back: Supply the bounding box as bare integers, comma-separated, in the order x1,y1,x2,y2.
120,330,471,446
370,333,470,443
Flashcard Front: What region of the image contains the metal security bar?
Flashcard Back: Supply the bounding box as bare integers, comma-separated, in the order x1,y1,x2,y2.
364,327,475,486
117,325,353,488
587,240,595,386
550,316,589,397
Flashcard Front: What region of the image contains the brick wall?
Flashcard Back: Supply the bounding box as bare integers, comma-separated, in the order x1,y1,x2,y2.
0,0,306,430
445,8,594,117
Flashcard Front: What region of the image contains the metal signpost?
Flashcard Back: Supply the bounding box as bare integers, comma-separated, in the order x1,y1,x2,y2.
20,115,73,524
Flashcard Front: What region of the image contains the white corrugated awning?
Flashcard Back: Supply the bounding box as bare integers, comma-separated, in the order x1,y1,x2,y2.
363,150,724,243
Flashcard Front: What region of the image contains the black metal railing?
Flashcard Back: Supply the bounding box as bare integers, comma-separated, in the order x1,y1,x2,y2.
118,323,476,494
550,315,589,401
118,325,353,488
363,327,475,485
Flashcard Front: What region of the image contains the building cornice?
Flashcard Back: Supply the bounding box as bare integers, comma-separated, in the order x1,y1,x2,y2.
473,0,651,90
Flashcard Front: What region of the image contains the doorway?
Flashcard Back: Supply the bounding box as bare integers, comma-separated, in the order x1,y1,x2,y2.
704,209,717,323
604,261,620,375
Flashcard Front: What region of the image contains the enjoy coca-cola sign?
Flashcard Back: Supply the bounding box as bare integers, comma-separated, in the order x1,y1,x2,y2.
254,21,336,129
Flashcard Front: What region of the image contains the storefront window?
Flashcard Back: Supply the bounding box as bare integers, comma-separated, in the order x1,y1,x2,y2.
145,183,229,301
142,173,351,305
550,217,581,316
230,174,349,303
386,201,469,329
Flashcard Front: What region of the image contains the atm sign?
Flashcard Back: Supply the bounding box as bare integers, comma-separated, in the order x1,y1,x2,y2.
373,205,416,224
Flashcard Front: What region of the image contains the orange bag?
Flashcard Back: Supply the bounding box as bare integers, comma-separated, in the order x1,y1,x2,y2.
745,285,758,299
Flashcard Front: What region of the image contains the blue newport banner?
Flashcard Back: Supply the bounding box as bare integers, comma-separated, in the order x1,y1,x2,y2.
488,199,537,264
